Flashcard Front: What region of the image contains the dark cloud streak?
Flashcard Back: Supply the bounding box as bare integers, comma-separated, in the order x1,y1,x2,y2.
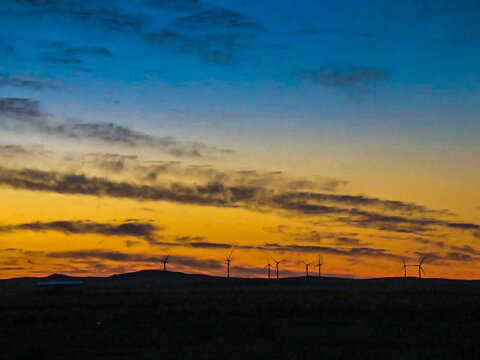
0,220,160,241
0,97,229,157
300,67,390,87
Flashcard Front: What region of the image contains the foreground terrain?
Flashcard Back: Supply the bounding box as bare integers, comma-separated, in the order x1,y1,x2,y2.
1,271,479,359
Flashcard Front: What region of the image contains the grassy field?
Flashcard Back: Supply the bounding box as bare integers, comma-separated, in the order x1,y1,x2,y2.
1,272,480,359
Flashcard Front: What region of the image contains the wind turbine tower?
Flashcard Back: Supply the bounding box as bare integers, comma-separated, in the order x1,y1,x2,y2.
224,250,233,278
402,257,426,278
416,257,426,279
162,252,170,271
303,261,312,277
265,257,273,279
272,258,285,279
315,255,323,277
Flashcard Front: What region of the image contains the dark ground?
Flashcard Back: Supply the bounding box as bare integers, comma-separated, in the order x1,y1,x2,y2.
1,271,480,359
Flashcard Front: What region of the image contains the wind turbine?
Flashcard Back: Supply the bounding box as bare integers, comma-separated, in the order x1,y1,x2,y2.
265,257,273,279
315,255,323,277
303,260,312,277
402,258,407,278
223,250,233,278
416,256,426,279
272,258,285,279
162,252,170,271
402,257,426,278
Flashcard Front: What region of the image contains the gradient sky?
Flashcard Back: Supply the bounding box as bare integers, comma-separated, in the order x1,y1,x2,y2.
0,0,479,279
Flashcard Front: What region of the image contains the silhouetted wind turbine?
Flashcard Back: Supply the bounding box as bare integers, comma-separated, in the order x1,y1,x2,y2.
303,260,312,277
265,257,273,279
402,257,426,278
402,258,407,278
416,256,426,279
272,258,285,279
223,250,233,278
162,252,170,271
315,255,323,277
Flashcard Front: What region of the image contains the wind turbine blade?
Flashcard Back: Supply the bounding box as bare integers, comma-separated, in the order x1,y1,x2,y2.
227,250,233,260
419,256,425,265
272,257,278,264
421,266,426,275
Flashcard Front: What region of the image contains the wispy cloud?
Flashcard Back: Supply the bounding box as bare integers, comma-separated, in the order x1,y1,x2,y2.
0,97,48,120
0,97,230,157
259,242,404,260
14,0,147,32
38,42,112,65
0,73,57,90
148,0,200,12
49,250,223,271
143,28,238,65
0,220,160,241
173,8,263,30
0,164,477,239
300,67,390,88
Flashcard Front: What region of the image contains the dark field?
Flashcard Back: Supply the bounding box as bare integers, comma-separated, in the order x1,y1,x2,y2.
1,271,480,359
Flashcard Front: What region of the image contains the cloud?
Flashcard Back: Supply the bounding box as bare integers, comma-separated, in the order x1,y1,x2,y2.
444,252,473,262
0,144,31,155
0,220,160,241
188,241,232,249
0,164,476,238
173,8,263,30
259,243,404,260
334,236,362,246
13,1,264,66
300,67,390,87
15,0,147,32
56,122,203,157
449,244,480,256
38,43,112,65
0,166,230,206
175,235,205,242
0,97,48,120
342,209,480,233
148,0,199,12
143,28,238,65
0,97,229,157
152,237,256,250
273,192,446,215
270,193,478,235
49,249,223,270
0,73,57,90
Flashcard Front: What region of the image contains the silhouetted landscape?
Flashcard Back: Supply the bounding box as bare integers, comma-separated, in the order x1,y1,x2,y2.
2,1,480,358
2,271,480,359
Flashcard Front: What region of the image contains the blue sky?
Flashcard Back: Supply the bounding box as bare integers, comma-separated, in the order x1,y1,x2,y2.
0,0,479,198
1,0,480,279
1,0,479,143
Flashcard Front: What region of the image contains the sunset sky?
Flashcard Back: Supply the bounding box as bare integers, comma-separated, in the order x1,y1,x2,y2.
0,0,479,279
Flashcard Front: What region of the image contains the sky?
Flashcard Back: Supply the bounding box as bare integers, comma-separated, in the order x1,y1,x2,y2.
0,0,479,279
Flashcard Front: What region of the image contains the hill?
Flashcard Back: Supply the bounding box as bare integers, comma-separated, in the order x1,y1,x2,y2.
2,271,480,359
